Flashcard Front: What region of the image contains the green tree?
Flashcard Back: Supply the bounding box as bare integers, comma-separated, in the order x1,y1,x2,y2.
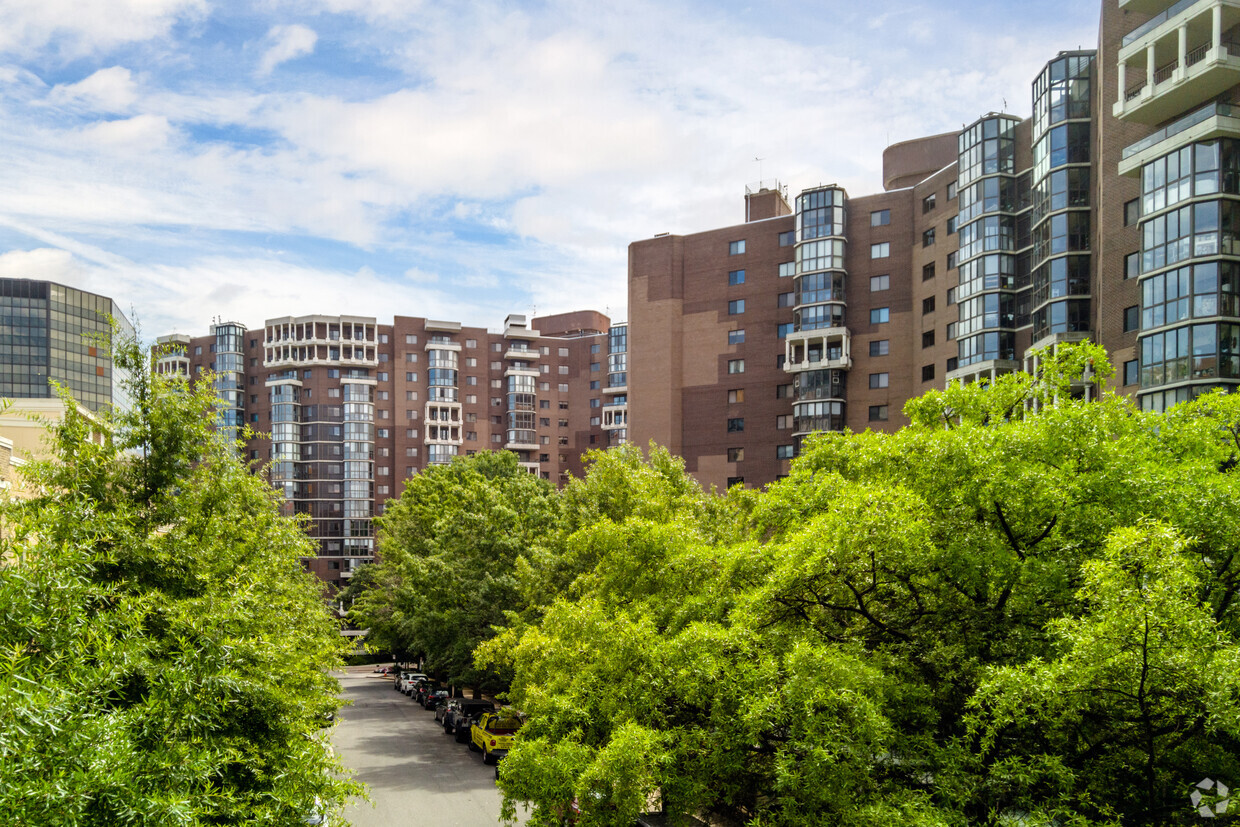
351,450,561,691
484,345,1240,826
0,342,360,825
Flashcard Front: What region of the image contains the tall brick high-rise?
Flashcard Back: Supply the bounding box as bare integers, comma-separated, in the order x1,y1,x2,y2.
159,310,626,588
629,0,1240,492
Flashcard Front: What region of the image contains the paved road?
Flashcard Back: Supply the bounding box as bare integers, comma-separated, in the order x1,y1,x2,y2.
333,673,522,827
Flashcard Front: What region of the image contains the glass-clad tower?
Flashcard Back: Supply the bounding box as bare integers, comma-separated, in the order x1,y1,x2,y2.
212,321,246,443
1030,52,1096,351
952,115,1024,381
0,279,133,412
602,323,628,446
785,186,850,450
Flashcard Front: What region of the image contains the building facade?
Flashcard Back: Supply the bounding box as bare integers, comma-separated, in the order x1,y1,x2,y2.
0,279,134,413
629,0,1240,492
159,310,625,588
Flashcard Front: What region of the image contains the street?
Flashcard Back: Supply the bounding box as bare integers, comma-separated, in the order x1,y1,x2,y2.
333,672,526,826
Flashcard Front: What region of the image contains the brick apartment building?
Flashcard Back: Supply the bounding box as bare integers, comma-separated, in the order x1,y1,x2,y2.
629,0,1240,492
156,310,628,588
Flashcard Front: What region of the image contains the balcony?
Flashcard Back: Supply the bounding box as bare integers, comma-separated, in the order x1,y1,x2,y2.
1119,101,1240,175
784,328,852,373
1122,0,1190,13
504,345,539,361
1114,0,1240,124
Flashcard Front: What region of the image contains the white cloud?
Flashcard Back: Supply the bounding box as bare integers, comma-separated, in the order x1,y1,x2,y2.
48,67,139,112
257,24,318,77
0,0,206,59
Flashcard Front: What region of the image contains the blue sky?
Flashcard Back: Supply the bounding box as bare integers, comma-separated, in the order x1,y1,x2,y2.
0,0,1099,337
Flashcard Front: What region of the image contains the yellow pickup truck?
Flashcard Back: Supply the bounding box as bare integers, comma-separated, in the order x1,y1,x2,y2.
469,710,522,765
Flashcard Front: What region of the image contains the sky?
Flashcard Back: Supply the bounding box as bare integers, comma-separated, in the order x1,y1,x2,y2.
0,0,1101,338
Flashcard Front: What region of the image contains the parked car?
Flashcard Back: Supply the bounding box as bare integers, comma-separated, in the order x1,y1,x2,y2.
423,689,450,710
412,680,441,704
397,671,428,693
444,698,496,737
470,710,523,765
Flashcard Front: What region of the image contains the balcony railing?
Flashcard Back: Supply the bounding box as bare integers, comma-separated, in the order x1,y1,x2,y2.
1122,0,1204,47
1122,101,1240,159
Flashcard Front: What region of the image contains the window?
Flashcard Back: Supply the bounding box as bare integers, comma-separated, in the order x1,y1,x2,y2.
558,383,569,392
589,380,600,389
779,261,796,278
776,445,795,460
728,359,745,374
728,300,745,315
777,322,793,339
727,477,744,488
871,242,890,259
947,180,958,200
778,291,794,308
947,287,957,305
946,322,957,340
869,372,889,389
1125,252,1140,279
405,372,417,382
922,330,935,348
727,447,744,462
947,216,958,234
870,274,890,292
870,209,890,226
378,372,388,381
923,296,936,314
922,364,935,381
558,347,569,357
1124,359,1139,386
776,415,792,429
729,240,746,255
870,339,889,356
728,329,745,345
869,405,889,421
1124,305,1139,332
727,418,745,432
871,308,890,324
947,251,958,269
776,354,785,369
590,362,600,371
590,398,601,408
405,352,418,363
728,269,745,285
539,400,549,409
923,193,937,212
776,383,793,399
466,338,476,348
779,230,795,246
492,342,503,352
923,262,936,281
558,365,569,374
378,428,389,438
728,388,744,403
1124,198,1140,227
923,228,936,247
946,356,958,372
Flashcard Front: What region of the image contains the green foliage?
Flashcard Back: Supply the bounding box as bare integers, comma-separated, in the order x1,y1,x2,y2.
351,450,561,689
354,344,1240,825
0,341,360,825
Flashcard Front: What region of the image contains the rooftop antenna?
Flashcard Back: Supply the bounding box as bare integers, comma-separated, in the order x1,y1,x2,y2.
754,156,765,181
1003,97,1008,111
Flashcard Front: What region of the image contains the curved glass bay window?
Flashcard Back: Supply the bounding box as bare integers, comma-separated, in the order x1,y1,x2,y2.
788,186,850,446
956,114,1023,368
213,322,246,443
1029,51,1094,345
1138,138,1240,411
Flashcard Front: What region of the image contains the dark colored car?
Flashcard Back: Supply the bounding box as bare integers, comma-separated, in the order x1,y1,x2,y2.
445,698,497,740
423,689,450,710
412,680,442,704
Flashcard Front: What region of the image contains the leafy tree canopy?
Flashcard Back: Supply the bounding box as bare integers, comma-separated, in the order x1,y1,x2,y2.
0,341,360,825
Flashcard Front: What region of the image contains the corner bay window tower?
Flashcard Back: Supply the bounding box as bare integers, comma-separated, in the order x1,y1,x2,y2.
952,115,1025,382
1030,52,1096,352
786,185,850,447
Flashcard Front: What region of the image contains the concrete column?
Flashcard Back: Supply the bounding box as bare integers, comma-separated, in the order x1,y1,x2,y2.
1119,59,1127,104
1179,24,1188,79
1215,3,1223,53
1147,43,1156,88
